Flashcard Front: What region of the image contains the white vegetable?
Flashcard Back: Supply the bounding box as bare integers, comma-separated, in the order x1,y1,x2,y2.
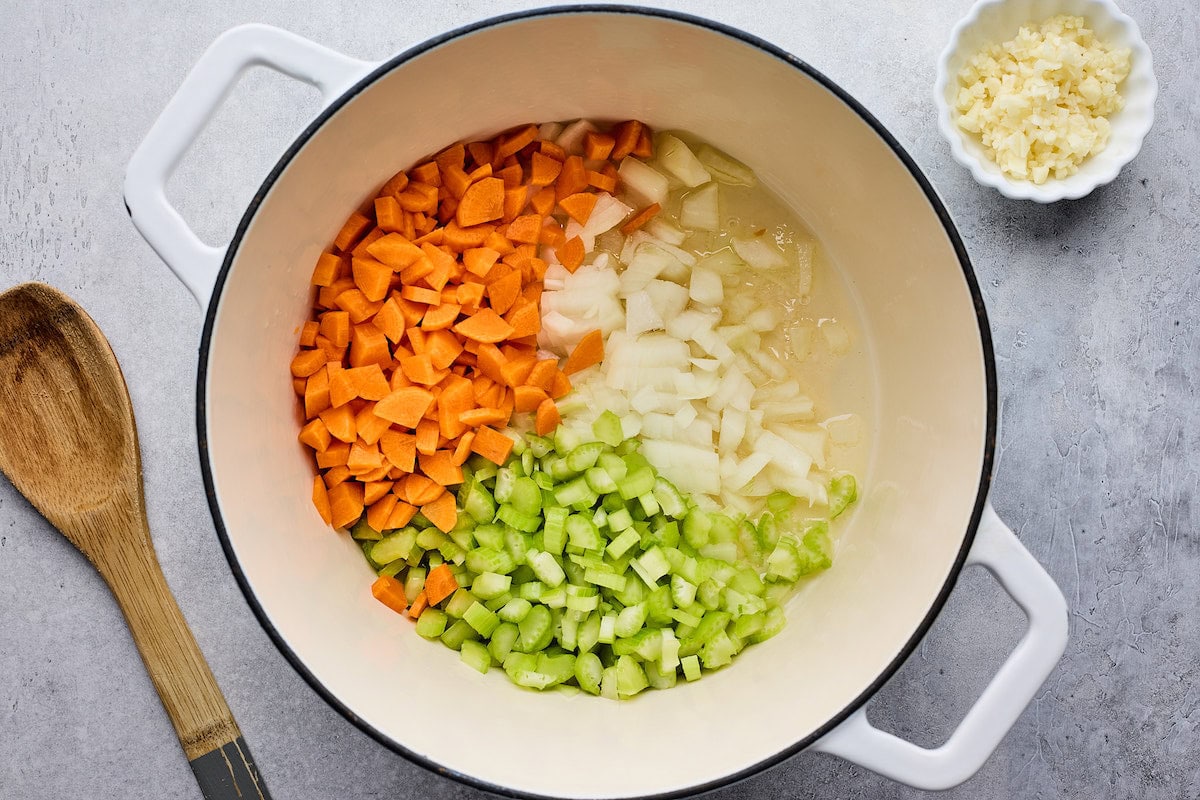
643,218,687,246
620,243,683,295
625,291,665,336
618,158,669,207
640,440,721,495
676,402,697,429
787,319,815,360
822,413,862,446
820,319,851,354
732,236,788,270
555,119,596,154
643,279,690,321
722,452,772,491
796,241,814,298
717,408,746,454
697,247,744,274
696,144,757,186
656,133,712,187
679,183,720,231
689,266,723,306
538,121,565,142
746,307,781,332
755,430,813,481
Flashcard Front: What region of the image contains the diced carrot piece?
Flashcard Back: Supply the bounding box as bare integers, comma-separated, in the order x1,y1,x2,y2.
530,151,563,187
406,590,428,619
486,270,522,316
355,405,392,446
506,213,543,244
299,320,320,348
471,426,514,466
453,308,515,343
405,473,443,505
437,377,473,440
555,155,589,200
387,500,418,530
368,233,423,268
484,230,517,256
559,235,585,273
327,480,365,529
358,463,393,483
452,431,475,466
290,349,326,378
441,163,472,199
535,397,561,436
415,418,440,455
500,355,537,388
375,386,435,428
539,221,566,249
563,328,604,375
333,212,372,252
311,252,343,287
634,127,653,158
421,491,458,533
549,369,572,400
305,367,332,418
323,465,352,489
398,182,439,213
320,404,357,443
351,257,393,303
372,298,405,344
319,276,356,309
366,492,398,532
379,169,409,198
584,131,616,160
371,575,408,614
513,385,550,413
418,450,464,487
349,325,390,368
344,364,390,400
462,247,500,278
425,329,464,370
539,139,566,160
312,476,332,525
558,192,597,224
380,429,417,472
335,289,384,324
316,441,351,469
587,169,617,193
525,359,558,391
401,285,442,306
456,177,505,227
467,140,493,167
420,303,461,331
475,343,507,383
458,407,508,428
319,311,351,347
502,185,528,222
496,124,538,159
374,196,405,233
292,377,307,396
620,203,662,235
442,222,492,252
363,480,395,506
610,120,644,161
527,186,554,217
424,563,459,605
298,418,331,452
410,161,440,185
506,301,541,338
347,439,384,474
406,326,426,354
455,281,485,311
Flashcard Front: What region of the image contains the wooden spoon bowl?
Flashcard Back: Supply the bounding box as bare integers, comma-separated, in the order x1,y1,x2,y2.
0,283,270,800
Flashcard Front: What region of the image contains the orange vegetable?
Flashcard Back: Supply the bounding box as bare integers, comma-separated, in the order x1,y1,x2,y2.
526,359,558,391
530,151,563,187
363,480,395,506
380,429,417,472
620,203,662,235
418,450,464,487
345,364,390,400
500,355,537,388
320,404,357,443
587,169,617,193
584,131,616,160
400,353,443,386
290,349,326,378
437,378,474,440
375,386,435,428
549,369,572,399
486,270,522,316
558,192,597,224
316,442,351,469
407,590,429,619
496,124,538,159
456,177,505,227
327,480,365,529
355,406,392,446
459,407,508,428
298,418,331,452
422,491,458,533
371,575,408,614
452,431,476,465
415,418,440,455
453,308,515,343
535,397,561,436
559,235,585,273
387,500,418,529
425,564,459,605
333,212,372,252
470,425,514,465
372,298,405,343
425,329,464,370
610,120,643,160
320,311,351,347
419,302,461,331
506,213,542,244
563,329,604,375
349,325,391,368
505,301,541,338
366,493,398,532
513,385,550,413
312,252,344,287
312,476,332,525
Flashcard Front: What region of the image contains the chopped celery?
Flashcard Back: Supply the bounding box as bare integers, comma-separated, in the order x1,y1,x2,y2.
584,466,619,494
592,410,625,447
584,568,627,592
615,603,647,638
517,604,554,653
618,466,656,500
439,619,478,651
638,492,660,518
370,528,416,564
566,442,605,472
566,514,604,551
465,547,515,576
829,474,857,518
461,480,496,524
444,588,478,618
615,655,649,697
510,476,543,516
497,504,542,533
543,507,568,554
605,527,641,559
415,608,447,639
575,652,603,694
493,467,516,504
471,572,512,600
681,654,702,681
351,518,383,541
489,622,519,661
472,524,505,551
464,602,500,637
498,597,533,623
528,551,566,587
460,640,491,674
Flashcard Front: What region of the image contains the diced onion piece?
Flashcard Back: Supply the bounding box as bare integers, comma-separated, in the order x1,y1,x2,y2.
796,241,814,298
656,133,712,187
823,414,862,446
618,158,669,208
679,183,720,231
820,319,851,354
746,307,781,332
697,247,744,274
643,218,687,246
625,291,665,336
732,236,788,270
695,144,757,186
642,279,690,321
640,440,721,495
556,119,596,154
689,266,723,306
717,408,746,454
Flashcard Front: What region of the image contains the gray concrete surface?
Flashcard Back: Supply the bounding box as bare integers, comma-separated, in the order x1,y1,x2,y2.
1,1,1196,798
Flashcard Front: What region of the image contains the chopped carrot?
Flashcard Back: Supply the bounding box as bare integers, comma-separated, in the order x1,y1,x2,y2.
497,164,525,190
327,480,365,529
380,429,417,472
471,425,514,466
290,349,326,378
316,442,351,469
368,234,423,268
319,311,351,347
458,407,508,428
415,418,440,455
437,378,474,440
344,364,390,400
530,151,563,187
486,270,522,315
503,186,529,222
349,325,391,368
496,124,538,159
453,308,515,343
406,474,444,506
351,257,393,303
563,329,605,375
559,235,585,273
319,404,357,443
500,354,537,388
399,353,441,386
549,369,572,399
555,155,589,200
452,431,476,466
400,284,442,306
372,298,405,343
366,492,398,532
293,376,308,396
456,177,504,227
363,480,395,506
355,406,392,446
335,289,383,324
513,385,550,413
587,169,617,193
418,450,464,487
419,302,461,331
425,329,464,370
375,386,435,428
298,418,331,452
455,281,485,311
410,162,440,186
620,203,662,235
406,326,426,354
526,359,558,391
379,169,409,198
584,131,616,160
421,491,458,533
506,301,541,338
539,139,566,160
333,212,372,252
633,127,653,158
406,590,428,619
424,564,459,605
323,466,352,489
375,196,405,233
312,476,332,525
387,500,418,529
535,397,561,436
558,192,597,224
311,252,343,287
371,575,408,614
610,120,643,160
358,463,393,484
347,439,383,474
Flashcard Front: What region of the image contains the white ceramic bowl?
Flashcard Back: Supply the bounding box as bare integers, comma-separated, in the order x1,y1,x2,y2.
934,0,1157,202
125,8,1068,798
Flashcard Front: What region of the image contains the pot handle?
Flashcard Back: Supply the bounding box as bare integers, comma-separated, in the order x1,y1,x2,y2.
812,503,1067,789
124,24,376,310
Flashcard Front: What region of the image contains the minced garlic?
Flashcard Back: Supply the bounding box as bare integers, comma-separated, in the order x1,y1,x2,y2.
955,15,1131,184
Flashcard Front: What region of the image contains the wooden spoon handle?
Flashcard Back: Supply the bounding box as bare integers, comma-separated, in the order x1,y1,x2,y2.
97,535,271,799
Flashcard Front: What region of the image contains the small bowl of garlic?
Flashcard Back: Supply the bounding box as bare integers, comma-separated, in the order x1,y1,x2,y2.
934,0,1156,202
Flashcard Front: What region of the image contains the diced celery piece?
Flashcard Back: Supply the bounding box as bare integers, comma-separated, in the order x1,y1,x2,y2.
528,551,566,587
680,611,732,656
700,542,738,563
498,597,533,623
671,574,698,608
598,452,628,482
615,655,649,698
638,492,660,517
460,639,491,674
644,658,678,690
636,546,671,582
613,572,648,607
526,434,554,458
464,602,499,637
730,567,766,598
605,527,641,559
518,604,554,652
606,507,634,532
521,449,534,476
585,466,619,494
683,509,712,549
696,578,722,610
598,613,617,644
592,410,625,447
438,540,466,565
537,652,576,686
575,652,603,694
766,491,796,515
370,528,415,565
489,622,520,661
470,457,499,483
493,467,516,504
554,476,595,507
543,507,568,554
483,592,511,612
750,605,786,643
668,606,703,627
592,506,609,529
681,654,702,681
541,586,567,608
376,559,405,579
533,470,555,490
504,528,530,566
403,566,427,604
708,513,738,543
756,512,780,552
351,518,382,541
584,568,628,592
567,442,605,473
800,521,834,574
444,588,478,618
660,628,681,672
518,581,545,602
472,524,505,550
645,585,675,625
545,456,574,482
566,514,604,551
439,619,478,651
415,608,447,639
559,611,579,650
652,478,688,519
829,474,857,518
577,613,601,653
497,504,542,533
509,476,543,517
700,630,737,669
554,425,585,454
566,591,600,613
618,466,656,500
615,603,647,638
462,480,496,524
471,572,512,600
416,528,450,550
465,546,515,576
732,612,766,639
600,665,619,700
654,519,680,548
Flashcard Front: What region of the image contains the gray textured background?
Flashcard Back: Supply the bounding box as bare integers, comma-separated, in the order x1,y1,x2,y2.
1,1,1196,798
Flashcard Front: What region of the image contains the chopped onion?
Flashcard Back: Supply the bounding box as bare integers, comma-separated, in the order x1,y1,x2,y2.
732,236,788,270
556,119,596,154
680,183,720,231
624,291,665,336
655,134,712,187
696,144,757,186
689,266,723,306
820,319,851,355
644,218,687,246
618,158,669,207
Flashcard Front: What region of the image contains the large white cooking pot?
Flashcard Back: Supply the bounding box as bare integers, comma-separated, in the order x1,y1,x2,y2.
124,8,1068,798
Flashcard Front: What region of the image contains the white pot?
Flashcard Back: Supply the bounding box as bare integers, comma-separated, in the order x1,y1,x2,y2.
125,9,1068,798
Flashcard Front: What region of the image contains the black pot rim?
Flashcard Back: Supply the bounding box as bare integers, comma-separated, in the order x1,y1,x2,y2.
187,6,997,798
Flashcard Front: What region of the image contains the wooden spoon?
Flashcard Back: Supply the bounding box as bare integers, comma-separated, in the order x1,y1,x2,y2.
0,283,271,800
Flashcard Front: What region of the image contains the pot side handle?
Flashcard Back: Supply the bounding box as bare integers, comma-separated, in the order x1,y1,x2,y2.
123,24,377,311
812,503,1068,790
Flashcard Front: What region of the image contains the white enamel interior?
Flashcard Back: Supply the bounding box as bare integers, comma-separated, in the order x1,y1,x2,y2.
203,12,990,799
